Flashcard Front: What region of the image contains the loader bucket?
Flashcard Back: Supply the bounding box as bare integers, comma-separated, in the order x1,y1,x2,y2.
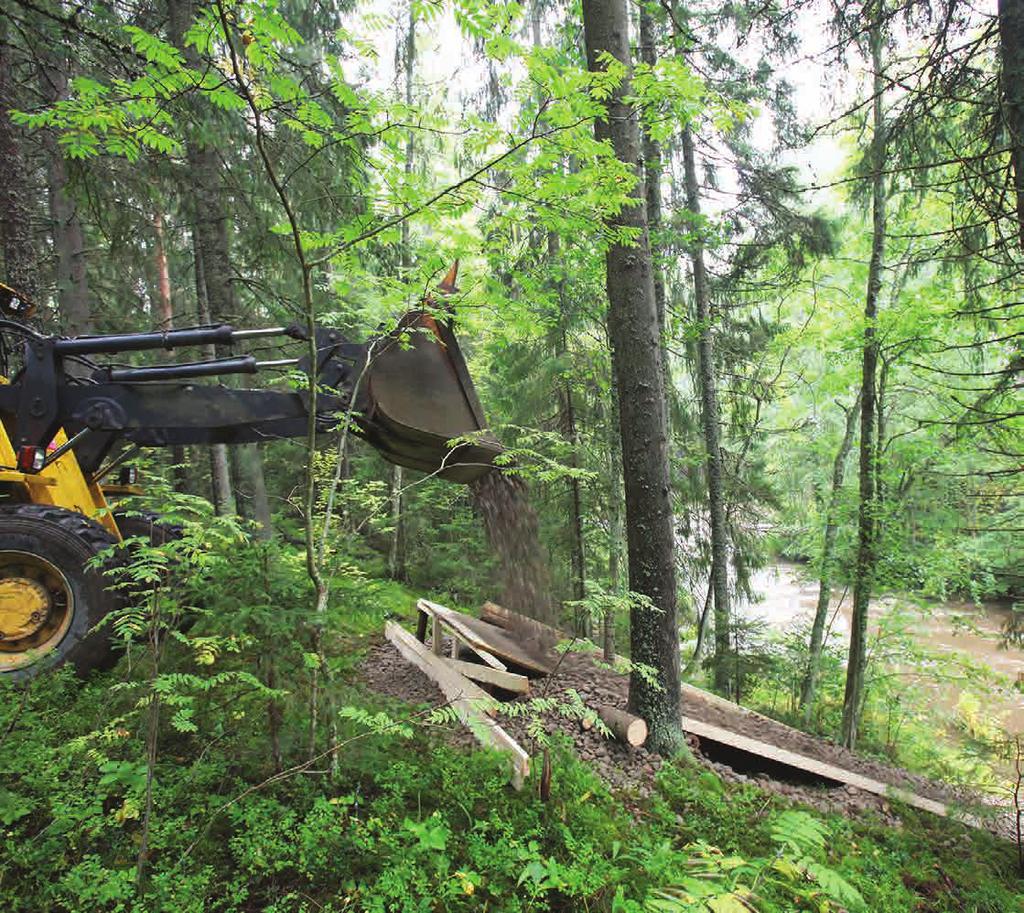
357,311,502,483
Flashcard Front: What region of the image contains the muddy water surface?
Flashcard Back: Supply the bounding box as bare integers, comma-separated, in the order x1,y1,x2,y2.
735,563,1024,733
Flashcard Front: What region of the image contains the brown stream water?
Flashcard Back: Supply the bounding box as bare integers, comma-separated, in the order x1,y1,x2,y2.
736,563,1024,734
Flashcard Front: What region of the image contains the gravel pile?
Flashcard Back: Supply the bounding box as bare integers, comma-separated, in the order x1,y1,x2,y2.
358,633,1013,838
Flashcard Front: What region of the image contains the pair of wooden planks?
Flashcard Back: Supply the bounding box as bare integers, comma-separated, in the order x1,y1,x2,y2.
385,621,530,788
416,598,551,681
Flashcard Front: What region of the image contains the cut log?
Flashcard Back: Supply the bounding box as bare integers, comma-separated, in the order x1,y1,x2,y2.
449,659,530,694
480,600,562,651
587,704,647,746
385,621,530,788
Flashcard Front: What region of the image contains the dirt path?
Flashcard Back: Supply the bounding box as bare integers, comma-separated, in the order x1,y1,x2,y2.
359,635,1013,837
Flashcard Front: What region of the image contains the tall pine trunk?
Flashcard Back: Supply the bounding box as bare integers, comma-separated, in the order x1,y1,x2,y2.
387,0,417,580
169,0,272,535
582,0,682,753
38,54,90,335
841,12,887,749
638,4,667,374
152,209,188,492
1000,0,1024,247
561,321,587,633
191,223,235,515
604,358,625,661
681,126,732,695
801,390,860,718
0,28,38,300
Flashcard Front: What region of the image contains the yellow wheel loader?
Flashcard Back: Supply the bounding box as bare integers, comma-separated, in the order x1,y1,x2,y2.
0,275,500,680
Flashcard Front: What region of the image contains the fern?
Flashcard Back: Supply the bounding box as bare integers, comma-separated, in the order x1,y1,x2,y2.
769,810,828,856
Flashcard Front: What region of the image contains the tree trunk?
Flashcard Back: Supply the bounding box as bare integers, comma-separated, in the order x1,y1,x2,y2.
191,221,235,515
681,125,732,695
801,389,860,718
387,0,416,578
0,29,39,300
152,210,173,329
388,464,405,579
38,54,90,335
169,0,273,530
875,357,890,512
151,208,188,492
605,363,625,661
558,319,588,635
1000,0,1024,248
841,14,887,750
237,443,274,540
582,0,682,753
638,5,668,378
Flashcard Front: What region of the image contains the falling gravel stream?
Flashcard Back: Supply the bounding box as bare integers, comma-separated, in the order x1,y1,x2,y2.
469,470,556,627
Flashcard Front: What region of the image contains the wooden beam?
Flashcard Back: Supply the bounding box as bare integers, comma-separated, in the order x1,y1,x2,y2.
421,599,553,675
481,600,562,649
385,621,530,789
431,614,443,656
417,601,507,671
449,659,530,694
681,715,952,817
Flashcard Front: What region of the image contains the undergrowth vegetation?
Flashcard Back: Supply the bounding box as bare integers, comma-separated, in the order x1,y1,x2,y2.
1,512,1020,912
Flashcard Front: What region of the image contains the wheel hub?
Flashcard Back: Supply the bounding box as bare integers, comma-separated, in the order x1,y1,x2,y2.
0,577,51,640
0,552,75,671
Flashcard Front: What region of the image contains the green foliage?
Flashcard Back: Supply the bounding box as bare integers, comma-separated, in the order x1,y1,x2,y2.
2,536,1022,911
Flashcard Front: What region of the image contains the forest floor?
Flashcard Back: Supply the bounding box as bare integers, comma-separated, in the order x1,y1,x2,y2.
360,626,1015,841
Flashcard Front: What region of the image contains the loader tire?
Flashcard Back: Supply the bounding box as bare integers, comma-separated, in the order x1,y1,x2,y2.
113,510,184,549
112,508,195,629
0,505,122,682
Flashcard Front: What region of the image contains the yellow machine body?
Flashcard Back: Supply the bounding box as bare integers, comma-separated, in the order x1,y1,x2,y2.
0,420,121,540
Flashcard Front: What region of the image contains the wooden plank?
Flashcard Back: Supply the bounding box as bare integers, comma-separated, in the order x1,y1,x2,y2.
449,659,530,694
385,621,530,788
421,599,554,675
431,615,443,656
417,601,507,671
681,715,950,817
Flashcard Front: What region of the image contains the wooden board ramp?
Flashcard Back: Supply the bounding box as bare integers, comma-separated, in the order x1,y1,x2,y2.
385,621,530,789
417,599,554,676
472,604,975,822
680,715,951,817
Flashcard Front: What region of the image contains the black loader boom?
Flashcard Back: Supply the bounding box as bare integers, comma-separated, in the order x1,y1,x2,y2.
0,271,501,679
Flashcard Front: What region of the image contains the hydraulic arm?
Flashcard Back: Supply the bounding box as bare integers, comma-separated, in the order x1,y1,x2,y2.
0,305,501,484
0,278,501,680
